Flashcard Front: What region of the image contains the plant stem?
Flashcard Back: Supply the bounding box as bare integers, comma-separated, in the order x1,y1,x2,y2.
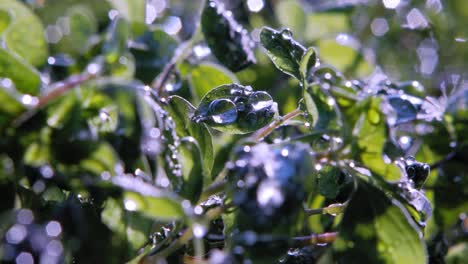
13,72,96,126
198,179,227,203
151,206,223,259
290,232,338,247
305,203,346,216
251,108,302,142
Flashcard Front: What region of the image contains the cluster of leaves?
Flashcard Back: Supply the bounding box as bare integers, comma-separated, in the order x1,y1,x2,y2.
0,0,467,263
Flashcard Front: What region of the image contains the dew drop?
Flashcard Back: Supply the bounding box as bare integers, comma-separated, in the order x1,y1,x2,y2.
164,72,182,93
124,199,137,211
281,28,293,40
193,223,207,238
249,91,273,111
208,99,238,124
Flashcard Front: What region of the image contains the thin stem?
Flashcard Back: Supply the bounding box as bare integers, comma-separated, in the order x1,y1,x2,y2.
290,232,338,247
198,179,227,203
251,108,302,142
305,203,346,216
12,73,96,126
150,206,223,259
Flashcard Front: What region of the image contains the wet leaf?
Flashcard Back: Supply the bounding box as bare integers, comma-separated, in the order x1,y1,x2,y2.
0,0,48,66
260,27,306,80
333,179,427,263
168,95,213,177
0,49,41,95
201,0,256,72
130,29,178,83
192,84,278,134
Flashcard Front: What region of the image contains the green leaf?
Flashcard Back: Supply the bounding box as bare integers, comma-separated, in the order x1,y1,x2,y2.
355,98,400,180
55,5,98,55
317,165,343,199
299,47,317,81
260,27,306,80
303,84,339,130
333,179,427,264
46,94,78,129
168,95,213,177
23,142,50,167
108,0,145,23
80,143,120,175
317,39,371,77
0,87,26,127
0,0,48,66
113,175,185,220
179,137,204,203
193,84,278,134
101,198,153,253
187,62,238,100
0,49,41,95
201,0,256,72
130,29,178,83
103,16,130,64
0,9,11,35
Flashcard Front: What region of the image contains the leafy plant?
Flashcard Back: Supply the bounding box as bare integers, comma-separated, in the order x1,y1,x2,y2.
0,0,467,263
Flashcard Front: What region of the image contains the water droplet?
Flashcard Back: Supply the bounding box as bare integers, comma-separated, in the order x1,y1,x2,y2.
248,91,273,111
281,28,293,40
15,252,33,264
193,44,211,58
209,99,238,124
124,199,137,211
164,72,182,93
256,180,284,209
20,95,39,107
6,224,27,244
17,209,34,225
193,223,207,238
45,221,62,237
247,0,264,12
315,164,323,171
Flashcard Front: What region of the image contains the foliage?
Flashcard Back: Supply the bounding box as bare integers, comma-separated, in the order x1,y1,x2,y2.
0,0,467,263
